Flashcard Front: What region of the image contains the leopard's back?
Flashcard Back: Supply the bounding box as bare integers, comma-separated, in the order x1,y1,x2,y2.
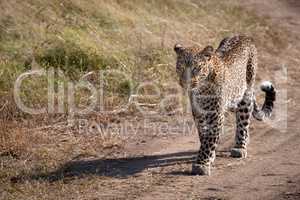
216,35,257,110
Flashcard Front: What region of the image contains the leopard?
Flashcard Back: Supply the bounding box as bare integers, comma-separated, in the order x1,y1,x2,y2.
174,35,276,176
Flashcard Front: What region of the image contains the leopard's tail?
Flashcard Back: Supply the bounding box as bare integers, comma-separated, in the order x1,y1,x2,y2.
252,81,276,121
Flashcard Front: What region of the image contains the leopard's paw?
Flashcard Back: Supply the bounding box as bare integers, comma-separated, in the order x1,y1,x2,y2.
231,148,247,158
191,163,211,176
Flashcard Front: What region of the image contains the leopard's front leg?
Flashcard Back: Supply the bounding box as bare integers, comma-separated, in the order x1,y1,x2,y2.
191,95,224,176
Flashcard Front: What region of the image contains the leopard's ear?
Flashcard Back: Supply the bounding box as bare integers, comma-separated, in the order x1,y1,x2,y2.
202,45,214,61
174,43,185,54
202,45,214,56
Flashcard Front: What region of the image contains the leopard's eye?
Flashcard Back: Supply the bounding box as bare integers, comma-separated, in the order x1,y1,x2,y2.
192,67,200,75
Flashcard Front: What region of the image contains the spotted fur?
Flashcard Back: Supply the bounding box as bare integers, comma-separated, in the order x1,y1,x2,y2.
174,35,276,175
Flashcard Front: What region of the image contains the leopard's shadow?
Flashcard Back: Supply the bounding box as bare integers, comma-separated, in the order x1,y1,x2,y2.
12,150,231,183
12,151,197,183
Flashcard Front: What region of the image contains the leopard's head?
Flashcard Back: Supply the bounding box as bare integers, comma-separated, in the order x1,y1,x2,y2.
174,44,214,88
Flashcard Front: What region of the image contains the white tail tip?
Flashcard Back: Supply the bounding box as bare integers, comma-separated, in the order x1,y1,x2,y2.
260,81,273,91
